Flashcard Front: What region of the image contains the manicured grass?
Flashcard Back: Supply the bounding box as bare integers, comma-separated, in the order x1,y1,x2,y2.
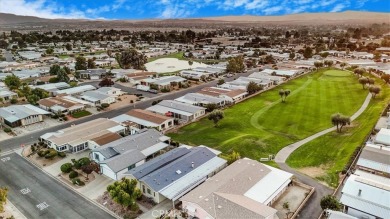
169,69,368,162
71,110,92,118
147,52,185,62
287,76,389,187
59,55,70,59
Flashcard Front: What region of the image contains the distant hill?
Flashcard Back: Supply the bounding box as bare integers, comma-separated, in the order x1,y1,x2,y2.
202,11,390,24
0,11,388,30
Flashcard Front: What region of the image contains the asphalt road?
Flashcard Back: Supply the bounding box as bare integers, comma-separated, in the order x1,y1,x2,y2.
0,71,255,153
0,153,115,219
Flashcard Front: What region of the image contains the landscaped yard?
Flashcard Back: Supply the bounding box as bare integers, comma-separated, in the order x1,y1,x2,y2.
169,69,368,164
287,75,390,187
71,110,92,118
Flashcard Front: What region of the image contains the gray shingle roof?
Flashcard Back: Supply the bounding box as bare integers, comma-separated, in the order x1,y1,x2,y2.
0,104,50,123
93,129,168,159
100,149,146,173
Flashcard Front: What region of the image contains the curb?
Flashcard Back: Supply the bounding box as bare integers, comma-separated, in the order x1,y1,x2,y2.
16,152,122,219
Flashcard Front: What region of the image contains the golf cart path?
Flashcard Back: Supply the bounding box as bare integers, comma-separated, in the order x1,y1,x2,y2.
275,93,372,163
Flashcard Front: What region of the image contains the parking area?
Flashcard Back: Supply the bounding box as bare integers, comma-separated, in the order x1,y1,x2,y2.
0,153,115,219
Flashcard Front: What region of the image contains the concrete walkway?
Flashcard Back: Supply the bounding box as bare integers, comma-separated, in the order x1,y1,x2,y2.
275,93,372,163
273,93,372,218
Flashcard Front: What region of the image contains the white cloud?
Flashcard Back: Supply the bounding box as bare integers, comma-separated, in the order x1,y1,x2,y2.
0,0,87,19
262,6,283,15
330,3,346,12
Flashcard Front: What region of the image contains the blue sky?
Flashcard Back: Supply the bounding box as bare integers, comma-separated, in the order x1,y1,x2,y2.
0,0,388,19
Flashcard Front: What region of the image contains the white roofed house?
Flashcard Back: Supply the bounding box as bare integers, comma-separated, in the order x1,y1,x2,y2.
180,158,294,219
0,104,50,127
146,100,206,123
80,90,116,106
40,118,126,153
141,76,187,91
198,87,247,104
111,109,174,131
248,72,286,85
374,128,390,146
91,129,171,180
0,88,18,102
38,96,85,115
175,93,226,107
56,85,96,96
96,87,123,97
260,69,299,78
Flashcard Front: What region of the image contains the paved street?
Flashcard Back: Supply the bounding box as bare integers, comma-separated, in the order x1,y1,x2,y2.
80,81,158,98
0,71,254,153
0,153,115,219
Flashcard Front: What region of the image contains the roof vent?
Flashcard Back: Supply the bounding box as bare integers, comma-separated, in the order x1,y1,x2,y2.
217,205,222,209
248,177,252,180
205,198,209,201
358,189,362,196
191,162,194,168
199,196,203,199
176,170,182,174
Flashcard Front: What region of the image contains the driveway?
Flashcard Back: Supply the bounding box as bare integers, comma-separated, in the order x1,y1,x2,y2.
0,153,115,219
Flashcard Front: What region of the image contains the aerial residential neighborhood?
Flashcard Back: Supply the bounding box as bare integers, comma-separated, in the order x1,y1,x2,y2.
0,2,389,219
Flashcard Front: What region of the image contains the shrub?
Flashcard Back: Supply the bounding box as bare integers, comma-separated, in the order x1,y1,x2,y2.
101,103,109,108
69,171,79,179
51,114,59,119
74,157,91,169
3,128,11,133
38,149,50,157
63,117,69,121
10,98,17,104
58,152,66,158
61,163,73,173
44,149,58,159
72,178,85,186
160,88,170,93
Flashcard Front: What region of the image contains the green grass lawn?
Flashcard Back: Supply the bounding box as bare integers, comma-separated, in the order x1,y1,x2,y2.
169,69,368,162
287,76,389,187
71,110,92,118
148,52,185,62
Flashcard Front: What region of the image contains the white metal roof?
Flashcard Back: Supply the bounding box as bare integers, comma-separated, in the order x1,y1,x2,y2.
375,128,390,145
340,174,390,219
244,165,292,204
147,105,193,117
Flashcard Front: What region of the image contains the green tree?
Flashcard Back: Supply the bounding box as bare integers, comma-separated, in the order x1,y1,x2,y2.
49,64,61,75
324,60,334,68
358,77,369,89
368,86,381,98
226,151,240,165
63,66,71,75
57,68,70,83
289,52,295,60
314,61,323,71
87,58,96,69
205,103,218,112
303,47,313,59
340,62,347,70
354,68,364,77
116,49,147,70
208,110,224,127
107,178,142,209
373,51,381,60
247,81,262,94
381,74,390,84
279,89,291,102
331,113,351,133
0,187,8,213
4,75,21,90
320,195,342,211
46,47,54,55
217,79,225,85
226,56,245,73
75,56,87,70
65,43,72,51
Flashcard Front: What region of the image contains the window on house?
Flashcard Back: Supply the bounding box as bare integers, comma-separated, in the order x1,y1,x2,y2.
94,153,99,161
142,185,145,193
147,188,151,194
127,164,135,170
